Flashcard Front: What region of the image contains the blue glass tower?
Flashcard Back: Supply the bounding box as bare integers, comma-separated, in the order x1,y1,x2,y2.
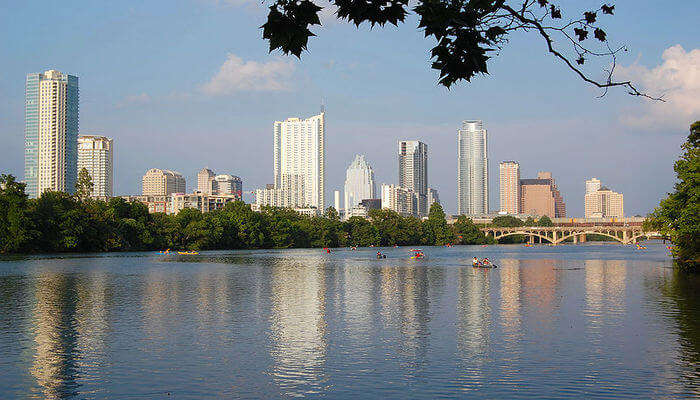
24,70,79,198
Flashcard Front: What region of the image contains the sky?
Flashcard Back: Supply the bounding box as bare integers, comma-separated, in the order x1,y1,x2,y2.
1,0,698,216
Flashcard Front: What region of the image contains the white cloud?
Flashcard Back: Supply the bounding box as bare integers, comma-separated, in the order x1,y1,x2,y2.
617,45,700,130
201,53,296,95
116,92,151,108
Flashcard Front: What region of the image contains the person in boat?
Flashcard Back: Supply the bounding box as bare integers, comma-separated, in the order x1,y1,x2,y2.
482,258,491,266
472,257,479,266
377,251,385,259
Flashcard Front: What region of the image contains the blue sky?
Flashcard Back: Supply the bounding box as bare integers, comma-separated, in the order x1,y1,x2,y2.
1,0,698,216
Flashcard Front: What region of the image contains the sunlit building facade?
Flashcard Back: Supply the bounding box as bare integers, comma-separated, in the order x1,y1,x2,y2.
142,168,186,196
77,135,113,198
343,154,376,213
457,120,488,215
25,70,79,198
499,161,520,214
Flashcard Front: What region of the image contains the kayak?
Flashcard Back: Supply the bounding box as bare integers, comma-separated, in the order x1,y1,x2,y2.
472,263,497,268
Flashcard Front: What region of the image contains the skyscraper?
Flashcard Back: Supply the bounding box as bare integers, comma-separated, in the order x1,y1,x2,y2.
343,154,376,212
142,169,186,196
458,121,488,215
398,141,428,216
25,70,79,198
77,135,113,197
273,112,325,211
197,168,216,194
499,161,520,214
519,171,566,218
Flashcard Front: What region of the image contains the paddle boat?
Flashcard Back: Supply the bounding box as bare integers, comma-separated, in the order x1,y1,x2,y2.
177,251,199,255
410,249,425,259
157,249,170,255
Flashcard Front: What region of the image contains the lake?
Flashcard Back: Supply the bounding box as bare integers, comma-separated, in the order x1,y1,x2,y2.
1,243,698,399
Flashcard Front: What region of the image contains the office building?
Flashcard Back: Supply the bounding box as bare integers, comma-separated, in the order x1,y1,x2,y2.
585,183,624,218
77,135,113,198
499,161,520,214
334,190,341,213
586,177,601,195
457,120,488,215
381,184,417,216
198,168,242,196
214,174,242,196
343,154,376,212
25,70,79,198
398,141,428,216
273,112,325,210
197,168,216,194
519,171,566,218
427,188,440,208
142,168,186,196
169,193,240,215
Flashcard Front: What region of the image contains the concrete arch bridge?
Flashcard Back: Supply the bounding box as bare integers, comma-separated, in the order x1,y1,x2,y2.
481,226,664,245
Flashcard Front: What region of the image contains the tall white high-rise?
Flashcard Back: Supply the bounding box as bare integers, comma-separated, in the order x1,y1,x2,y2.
273,112,325,211
457,120,488,215
398,141,428,216
343,154,376,212
77,135,113,197
25,70,79,198
499,161,520,214
197,168,216,194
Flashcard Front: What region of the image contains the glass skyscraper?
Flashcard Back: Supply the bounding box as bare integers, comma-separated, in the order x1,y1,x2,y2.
25,70,79,198
457,120,488,215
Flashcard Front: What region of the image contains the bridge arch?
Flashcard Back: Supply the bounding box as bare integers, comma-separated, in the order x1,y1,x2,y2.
493,231,555,244
556,230,625,244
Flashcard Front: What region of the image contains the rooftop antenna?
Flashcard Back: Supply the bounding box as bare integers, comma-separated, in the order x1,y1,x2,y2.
320,98,325,114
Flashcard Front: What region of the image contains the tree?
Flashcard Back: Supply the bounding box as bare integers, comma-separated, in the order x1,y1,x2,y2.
538,215,554,226
261,0,656,98
423,202,454,245
647,121,699,270
452,215,490,244
492,215,523,227
0,175,33,253
75,168,94,200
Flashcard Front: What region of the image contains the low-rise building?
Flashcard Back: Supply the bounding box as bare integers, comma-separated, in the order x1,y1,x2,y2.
381,184,418,216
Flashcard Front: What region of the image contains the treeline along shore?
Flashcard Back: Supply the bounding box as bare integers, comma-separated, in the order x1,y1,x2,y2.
0,174,498,254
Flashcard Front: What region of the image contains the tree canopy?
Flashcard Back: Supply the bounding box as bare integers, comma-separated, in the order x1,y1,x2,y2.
0,177,494,254
647,121,700,271
261,0,655,97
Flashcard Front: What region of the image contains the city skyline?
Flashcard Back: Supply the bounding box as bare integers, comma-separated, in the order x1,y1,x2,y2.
2,1,696,216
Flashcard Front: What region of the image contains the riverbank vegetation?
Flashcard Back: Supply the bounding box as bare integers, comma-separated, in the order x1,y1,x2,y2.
647,121,699,272
0,175,491,253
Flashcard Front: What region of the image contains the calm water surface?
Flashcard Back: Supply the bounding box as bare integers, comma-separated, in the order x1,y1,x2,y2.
1,243,698,399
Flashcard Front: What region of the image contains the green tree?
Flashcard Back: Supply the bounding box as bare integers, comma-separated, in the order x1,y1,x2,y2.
452,215,490,245
344,216,379,247
492,215,523,227
538,215,554,226
0,175,34,253
647,121,700,270
423,202,454,245
523,216,537,226
75,167,94,200
261,0,652,98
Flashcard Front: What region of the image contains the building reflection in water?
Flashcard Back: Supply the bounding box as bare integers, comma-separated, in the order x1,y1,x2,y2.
379,261,432,374
74,271,110,390
30,271,81,399
268,256,328,397
584,259,627,335
456,265,492,390
499,259,522,338
520,259,558,334
341,260,374,345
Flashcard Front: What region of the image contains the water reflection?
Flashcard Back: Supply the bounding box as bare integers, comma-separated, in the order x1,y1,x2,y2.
268,256,328,397
585,259,627,333
649,269,700,396
456,266,491,390
30,272,81,399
